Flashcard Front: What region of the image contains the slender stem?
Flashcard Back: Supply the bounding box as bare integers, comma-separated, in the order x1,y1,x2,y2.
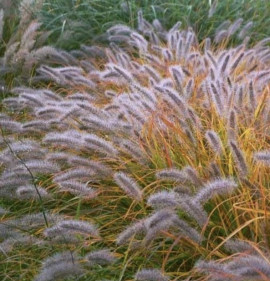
0,127,49,227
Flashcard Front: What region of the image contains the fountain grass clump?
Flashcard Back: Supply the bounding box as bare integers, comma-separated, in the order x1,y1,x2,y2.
0,10,270,281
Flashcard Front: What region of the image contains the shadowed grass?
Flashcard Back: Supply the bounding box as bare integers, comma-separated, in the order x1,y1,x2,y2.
38,0,270,49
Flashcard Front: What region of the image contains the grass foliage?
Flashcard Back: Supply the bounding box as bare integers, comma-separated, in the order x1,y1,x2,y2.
38,0,270,49
0,0,46,97
0,2,270,281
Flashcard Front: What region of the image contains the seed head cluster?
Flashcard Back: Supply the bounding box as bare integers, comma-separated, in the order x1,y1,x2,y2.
0,9,269,281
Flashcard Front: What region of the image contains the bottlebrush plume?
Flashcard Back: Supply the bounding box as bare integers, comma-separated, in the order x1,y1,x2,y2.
209,162,222,177
119,139,148,164
224,238,256,254
220,54,230,74
152,19,164,32
185,78,194,100
178,198,208,227
15,185,50,200
209,82,224,115
44,219,99,238
194,178,238,204
196,254,270,280
206,51,217,68
130,32,148,52
230,51,244,73
169,66,184,93
57,180,97,198
43,131,83,147
205,130,223,156
145,209,177,242
214,29,228,43
116,220,147,245
114,172,143,201
156,168,188,182
204,37,211,52
85,249,116,266
144,65,161,82
172,217,203,244
248,81,256,110
0,120,22,132
229,141,248,176
227,109,237,136
253,150,270,166
8,212,62,231
34,251,84,281
228,18,243,36
67,156,112,176
20,93,44,107
22,120,49,132
135,269,169,281
173,185,192,195
0,235,43,254
194,259,229,278
182,165,203,186
46,152,70,162
238,21,253,39
15,160,60,174
157,87,188,116
147,191,179,209
225,255,270,278
83,133,119,156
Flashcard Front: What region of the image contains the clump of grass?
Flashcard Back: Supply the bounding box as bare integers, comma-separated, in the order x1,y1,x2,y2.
37,0,270,50
0,0,47,97
0,9,270,281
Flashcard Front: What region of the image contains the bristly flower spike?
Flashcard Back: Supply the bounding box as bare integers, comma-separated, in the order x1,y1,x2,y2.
114,172,143,201
135,268,170,281
229,141,248,176
205,130,223,156
194,178,238,204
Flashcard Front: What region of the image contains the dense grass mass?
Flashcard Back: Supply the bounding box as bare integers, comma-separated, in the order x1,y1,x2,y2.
1,0,270,92
38,0,270,49
0,1,270,281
